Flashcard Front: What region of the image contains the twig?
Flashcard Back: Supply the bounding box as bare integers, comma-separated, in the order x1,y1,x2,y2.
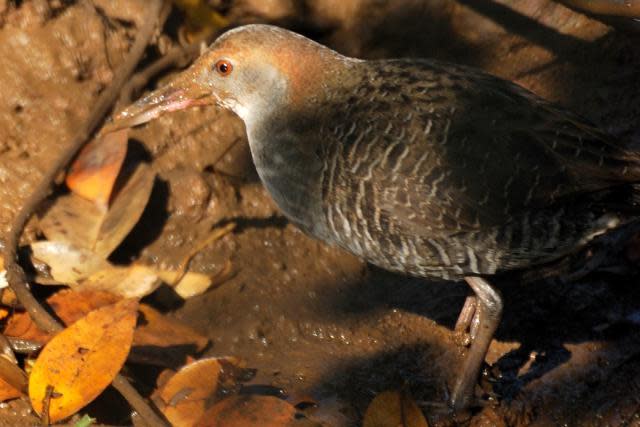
1,1,170,426
6,337,43,354
0,353,27,393
41,385,56,427
557,0,640,18
172,222,236,285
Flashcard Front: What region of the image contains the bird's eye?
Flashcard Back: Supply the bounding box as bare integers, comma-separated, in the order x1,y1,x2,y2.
215,59,233,76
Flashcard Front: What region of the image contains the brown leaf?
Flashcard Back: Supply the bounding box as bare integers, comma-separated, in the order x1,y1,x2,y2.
29,299,138,422
131,304,209,367
3,312,51,345
155,357,241,427
66,129,128,207
0,376,24,403
194,395,301,427
363,390,429,427
93,163,155,258
48,289,122,325
39,193,105,250
39,162,155,260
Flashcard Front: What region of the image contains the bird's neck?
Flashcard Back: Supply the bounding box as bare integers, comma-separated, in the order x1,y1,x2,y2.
245,114,329,238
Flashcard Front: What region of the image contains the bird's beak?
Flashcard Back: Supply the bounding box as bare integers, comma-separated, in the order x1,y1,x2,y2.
103,73,215,134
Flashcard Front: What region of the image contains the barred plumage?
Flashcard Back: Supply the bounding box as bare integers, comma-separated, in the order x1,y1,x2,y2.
108,24,640,414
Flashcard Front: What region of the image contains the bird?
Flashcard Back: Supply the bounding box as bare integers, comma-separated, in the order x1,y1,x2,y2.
104,24,640,413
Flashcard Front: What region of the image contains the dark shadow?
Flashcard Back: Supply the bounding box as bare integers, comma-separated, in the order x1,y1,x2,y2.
455,0,593,53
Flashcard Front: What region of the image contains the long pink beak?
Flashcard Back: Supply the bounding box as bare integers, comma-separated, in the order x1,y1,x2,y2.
103,74,214,134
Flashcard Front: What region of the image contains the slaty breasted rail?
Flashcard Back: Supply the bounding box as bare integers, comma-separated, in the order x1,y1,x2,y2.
106,24,640,412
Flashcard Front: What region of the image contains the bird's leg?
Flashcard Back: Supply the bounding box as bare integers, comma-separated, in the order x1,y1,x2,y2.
449,276,503,413
454,295,479,346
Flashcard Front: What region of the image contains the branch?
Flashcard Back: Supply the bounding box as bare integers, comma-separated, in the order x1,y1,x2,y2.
1,0,170,425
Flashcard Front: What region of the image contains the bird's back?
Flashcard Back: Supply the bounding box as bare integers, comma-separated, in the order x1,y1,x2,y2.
311,59,640,280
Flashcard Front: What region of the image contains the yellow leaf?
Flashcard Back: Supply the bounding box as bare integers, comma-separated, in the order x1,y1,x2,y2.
363,390,429,427
29,299,138,422
157,270,213,299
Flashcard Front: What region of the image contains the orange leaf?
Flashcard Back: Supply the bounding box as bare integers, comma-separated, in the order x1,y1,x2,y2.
3,290,120,345
3,312,51,345
131,304,209,367
0,376,24,403
195,395,300,427
29,299,138,422
363,390,429,427
48,289,122,325
155,357,241,427
66,129,128,207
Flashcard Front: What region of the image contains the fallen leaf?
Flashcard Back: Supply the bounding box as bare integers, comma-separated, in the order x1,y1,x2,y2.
66,129,128,207
131,304,209,367
0,376,24,402
157,270,213,299
31,241,160,298
194,395,301,427
39,163,155,260
30,241,110,285
0,356,27,402
3,312,51,345
93,163,155,258
47,289,121,325
3,290,120,345
29,299,139,422
80,265,160,299
39,193,105,250
155,357,241,427
363,390,429,427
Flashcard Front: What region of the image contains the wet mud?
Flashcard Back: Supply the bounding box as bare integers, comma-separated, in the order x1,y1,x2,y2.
1,0,640,425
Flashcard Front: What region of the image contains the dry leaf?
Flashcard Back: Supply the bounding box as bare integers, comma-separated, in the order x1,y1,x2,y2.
131,304,208,367
3,290,120,345
80,265,160,299
155,357,239,427
93,163,155,258
0,376,24,403
157,270,213,299
29,299,139,422
195,395,300,427
39,194,105,251
39,163,155,260
47,289,121,326
66,129,128,207
31,241,110,285
363,390,429,427
3,312,51,345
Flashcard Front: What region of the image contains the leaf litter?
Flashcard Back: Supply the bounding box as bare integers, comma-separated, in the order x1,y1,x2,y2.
0,129,245,423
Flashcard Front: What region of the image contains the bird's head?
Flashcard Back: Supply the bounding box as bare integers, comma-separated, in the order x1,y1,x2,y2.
106,24,353,132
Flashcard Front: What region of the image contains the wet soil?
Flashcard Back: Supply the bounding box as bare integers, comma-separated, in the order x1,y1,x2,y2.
1,0,640,426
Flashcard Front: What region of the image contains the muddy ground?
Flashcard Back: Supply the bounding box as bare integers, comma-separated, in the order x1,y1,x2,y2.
1,0,640,426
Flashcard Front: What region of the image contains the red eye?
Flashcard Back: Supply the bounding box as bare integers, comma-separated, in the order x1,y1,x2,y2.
215,59,233,76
